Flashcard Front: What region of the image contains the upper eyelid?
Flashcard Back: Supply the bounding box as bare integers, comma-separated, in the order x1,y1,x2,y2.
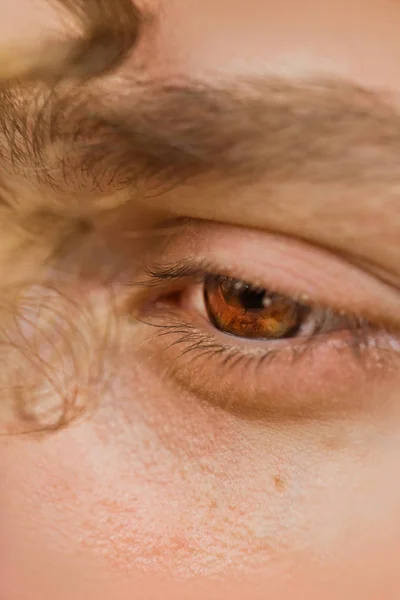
141,260,359,323
137,223,400,330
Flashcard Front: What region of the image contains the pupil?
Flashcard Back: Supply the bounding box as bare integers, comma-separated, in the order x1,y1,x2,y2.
237,286,265,310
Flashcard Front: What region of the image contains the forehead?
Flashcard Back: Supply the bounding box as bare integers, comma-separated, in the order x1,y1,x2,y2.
147,0,400,97
2,0,399,285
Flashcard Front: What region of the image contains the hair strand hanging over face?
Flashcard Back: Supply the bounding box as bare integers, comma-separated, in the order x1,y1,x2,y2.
0,0,144,85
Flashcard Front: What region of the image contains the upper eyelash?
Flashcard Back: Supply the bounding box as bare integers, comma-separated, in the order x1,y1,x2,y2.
142,258,364,320
143,260,210,285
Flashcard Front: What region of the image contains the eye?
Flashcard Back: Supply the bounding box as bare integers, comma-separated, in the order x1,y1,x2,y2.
203,275,307,340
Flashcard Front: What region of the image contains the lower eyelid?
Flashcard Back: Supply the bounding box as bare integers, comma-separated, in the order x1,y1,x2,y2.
135,298,400,418
160,302,354,353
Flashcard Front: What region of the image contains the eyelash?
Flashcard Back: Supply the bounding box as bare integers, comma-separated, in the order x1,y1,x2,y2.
136,259,381,370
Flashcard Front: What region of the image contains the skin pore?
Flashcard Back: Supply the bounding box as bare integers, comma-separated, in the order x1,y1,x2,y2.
1,0,400,598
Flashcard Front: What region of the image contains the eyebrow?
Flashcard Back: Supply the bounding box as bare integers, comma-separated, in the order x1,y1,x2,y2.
2,76,400,194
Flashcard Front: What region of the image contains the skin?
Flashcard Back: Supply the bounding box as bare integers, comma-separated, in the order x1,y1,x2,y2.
2,0,400,598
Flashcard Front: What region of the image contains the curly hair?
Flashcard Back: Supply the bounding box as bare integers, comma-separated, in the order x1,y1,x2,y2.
0,0,143,83
0,1,145,434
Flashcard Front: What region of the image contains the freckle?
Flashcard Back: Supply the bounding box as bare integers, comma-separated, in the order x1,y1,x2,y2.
273,475,286,492
323,436,341,451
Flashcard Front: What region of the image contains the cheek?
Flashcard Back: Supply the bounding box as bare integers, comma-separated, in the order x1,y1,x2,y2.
2,361,400,597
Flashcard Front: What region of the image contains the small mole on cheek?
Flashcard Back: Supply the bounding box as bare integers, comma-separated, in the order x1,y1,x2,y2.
273,475,286,492
322,436,342,451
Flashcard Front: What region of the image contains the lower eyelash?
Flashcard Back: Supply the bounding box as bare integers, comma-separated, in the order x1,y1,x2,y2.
138,309,378,372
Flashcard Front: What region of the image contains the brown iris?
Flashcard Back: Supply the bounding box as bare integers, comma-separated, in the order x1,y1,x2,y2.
204,276,305,340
